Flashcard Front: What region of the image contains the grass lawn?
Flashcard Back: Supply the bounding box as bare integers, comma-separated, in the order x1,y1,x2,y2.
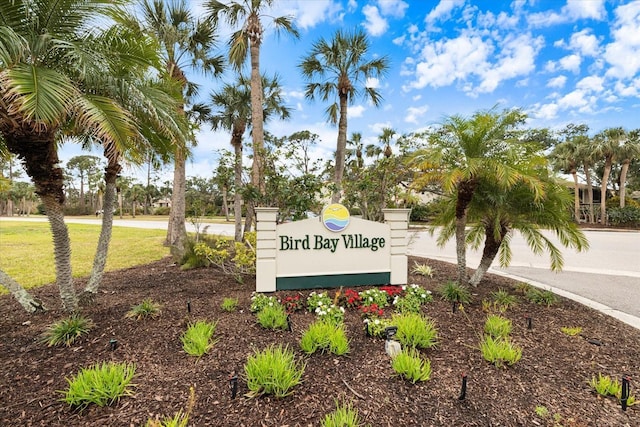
0,221,169,293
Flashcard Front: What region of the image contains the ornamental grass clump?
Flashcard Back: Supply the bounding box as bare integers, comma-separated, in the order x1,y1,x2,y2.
126,298,162,320
300,321,350,356
484,315,512,339
411,261,434,277
61,362,136,410
256,303,289,330
480,335,522,367
392,313,438,349
490,289,518,309
322,401,363,427
244,344,305,398
391,348,432,383
41,314,94,347
181,320,217,357
438,281,472,304
526,288,558,306
221,297,239,312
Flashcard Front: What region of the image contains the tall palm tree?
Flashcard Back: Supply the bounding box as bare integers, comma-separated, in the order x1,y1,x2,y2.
593,127,626,224
409,108,542,286
299,29,390,203
618,129,640,207
207,73,291,241
205,0,299,200
140,0,224,260
550,140,581,221
0,0,147,312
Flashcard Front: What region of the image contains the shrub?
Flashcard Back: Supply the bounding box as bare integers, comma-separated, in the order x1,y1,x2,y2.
484,315,512,339
322,401,363,427
41,314,93,347
480,336,522,367
392,293,423,314
526,288,557,306
490,289,518,309
411,262,434,277
300,321,350,356
256,303,289,330
126,299,162,320
514,282,533,295
392,313,438,349
438,281,472,304
250,293,279,313
221,297,239,312
181,320,217,357
244,344,305,398
607,206,640,227
61,362,136,409
391,348,432,383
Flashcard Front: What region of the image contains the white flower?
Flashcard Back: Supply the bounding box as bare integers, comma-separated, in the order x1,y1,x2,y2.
427,290,432,294
402,285,407,290
374,319,380,325
421,294,427,298
315,307,321,313
340,307,345,312
369,297,374,301
268,302,273,306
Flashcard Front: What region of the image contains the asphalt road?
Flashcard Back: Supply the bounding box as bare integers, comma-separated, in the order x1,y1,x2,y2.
2,216,639,329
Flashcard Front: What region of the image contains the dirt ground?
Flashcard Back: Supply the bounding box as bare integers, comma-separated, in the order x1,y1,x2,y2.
1,256,638,426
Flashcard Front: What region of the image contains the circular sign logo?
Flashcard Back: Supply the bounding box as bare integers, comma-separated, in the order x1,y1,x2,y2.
322,203,350,232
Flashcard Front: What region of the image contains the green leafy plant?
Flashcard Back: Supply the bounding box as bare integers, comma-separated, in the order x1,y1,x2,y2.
588,373,636,405
411,262,434,277
307,291,332,312
322,401,363,427
514,282,532,295
490,289,518,309
181,320,217,357
322,401,362,427
560,326,582,336
438,281,472,304
526,288,558,306
359,288,389,307
364,316,393,338
534,405,549,418
391,348,432,383
232,232,257,275
126,299,162,320
403,284,433,302
300,321,350,356
244,344,305,398
256,303,289,330
314,304,346,326
392,293,423,314
392,313,438,349
41,314,94,347
250,293,279,313
61,362,136,409
282,294,304,313
484,315,512,338
480,335,522,367
221,297,239,312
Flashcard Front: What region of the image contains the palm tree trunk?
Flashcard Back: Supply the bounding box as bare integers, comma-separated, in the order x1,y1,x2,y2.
83,159,119,298
166,147,187,260
332,92,349,203
585,163,594,223
620,160,630,207
469,225,505,286
571,171,579,221
0,269,44,313
601,160,612,224
454,179,477,286
232,137,243,242
250,38,265,195
222,186,229,221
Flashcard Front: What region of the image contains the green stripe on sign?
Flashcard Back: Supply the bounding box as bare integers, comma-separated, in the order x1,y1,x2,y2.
276,272,391,290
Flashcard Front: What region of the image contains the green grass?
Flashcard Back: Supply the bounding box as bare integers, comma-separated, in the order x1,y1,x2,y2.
181,320,218,357
0,220,169,293
244,344,305,398
61,361,136,410
391,348,432,383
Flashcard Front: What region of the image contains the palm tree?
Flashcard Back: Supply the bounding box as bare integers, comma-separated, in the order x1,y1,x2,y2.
0,0,147,312
140,0,224,260
207,74,291,241
460,176,588,286
593,127,626,224
205,0,299,200
299,29,390,203
409,108,542,286
550,140,581,221
618,129,640,207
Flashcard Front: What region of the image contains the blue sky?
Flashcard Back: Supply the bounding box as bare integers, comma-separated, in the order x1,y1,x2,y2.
62,0,640,183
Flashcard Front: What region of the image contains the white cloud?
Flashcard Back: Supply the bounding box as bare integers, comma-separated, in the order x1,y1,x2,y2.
377,0,408,19
366,77,381,89
568,29,601,57
362,5,388,37
412,94,422,101
576,75,604,93
530,102,559,120
348,105,366,118
547,75,567,88
557,89,589,110
278,0,344,30
286,90,305,99
528,0,606,27
604,2,640,79
558,54,581,73
425,0,466,25
614,79,640,98
405,105,429,124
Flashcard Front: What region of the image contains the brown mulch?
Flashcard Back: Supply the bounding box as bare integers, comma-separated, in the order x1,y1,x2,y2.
1,256,639,427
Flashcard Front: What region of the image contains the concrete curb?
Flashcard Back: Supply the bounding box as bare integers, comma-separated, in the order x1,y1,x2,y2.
408,251,640,332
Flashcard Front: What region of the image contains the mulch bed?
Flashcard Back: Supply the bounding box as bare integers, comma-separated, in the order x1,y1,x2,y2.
1,256,639,426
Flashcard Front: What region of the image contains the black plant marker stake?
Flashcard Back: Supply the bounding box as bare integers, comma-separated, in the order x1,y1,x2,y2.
364,320,371,337
187,300,191,314
109,339,118,351
525,315,532,330
458,373,467,401
229,373,238,399
452,301,457,313
286,313,292,332
621,375,631,411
